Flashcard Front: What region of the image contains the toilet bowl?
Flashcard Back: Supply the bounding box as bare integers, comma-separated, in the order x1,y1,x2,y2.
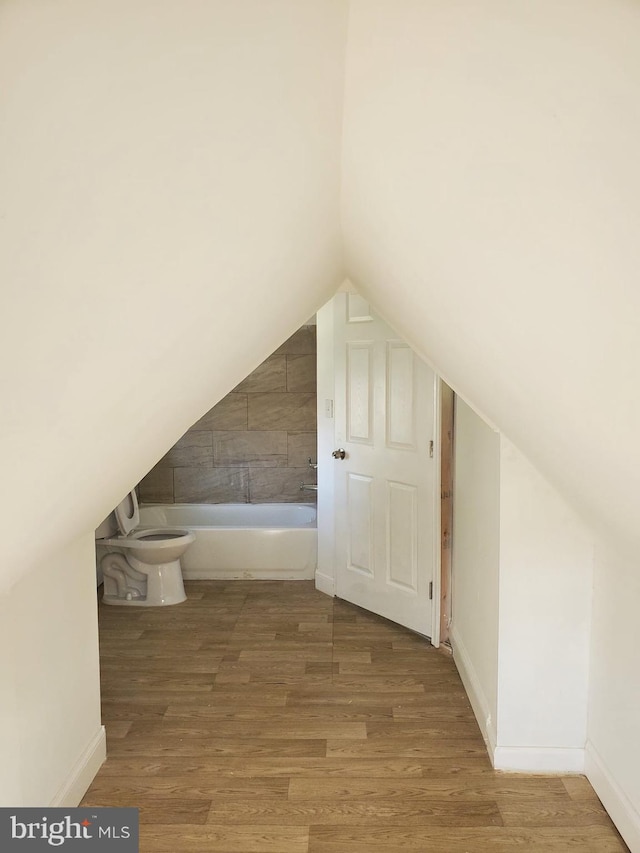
95,490,194,606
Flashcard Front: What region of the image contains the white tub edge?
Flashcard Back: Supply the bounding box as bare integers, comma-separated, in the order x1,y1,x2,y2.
183,567,316,581
138,503,318,576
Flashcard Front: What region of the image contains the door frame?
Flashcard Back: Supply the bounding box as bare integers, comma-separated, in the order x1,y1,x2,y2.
315,291,449,646
438,380,455,646
430,377,443,647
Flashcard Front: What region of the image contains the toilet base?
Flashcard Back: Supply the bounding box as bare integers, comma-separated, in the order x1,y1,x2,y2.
101,590,186,607
102,594,161,607
101,552,187,607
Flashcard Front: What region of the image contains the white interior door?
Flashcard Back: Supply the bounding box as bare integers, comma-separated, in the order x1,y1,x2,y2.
333,292,436,637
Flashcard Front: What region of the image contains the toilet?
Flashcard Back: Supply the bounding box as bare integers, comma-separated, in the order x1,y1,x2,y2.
95,490,195,606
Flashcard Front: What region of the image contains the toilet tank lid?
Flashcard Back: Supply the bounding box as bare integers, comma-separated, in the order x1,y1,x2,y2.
114,490,140,536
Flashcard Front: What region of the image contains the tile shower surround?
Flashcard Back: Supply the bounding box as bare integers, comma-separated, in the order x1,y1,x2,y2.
138,325,317,504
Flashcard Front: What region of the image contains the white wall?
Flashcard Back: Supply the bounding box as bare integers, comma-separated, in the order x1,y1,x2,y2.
496,439,593,772
451,398,500,752
586,542,640,850
0,606,20,805
451,415,593,774
0,0,348,593
0,535,104,806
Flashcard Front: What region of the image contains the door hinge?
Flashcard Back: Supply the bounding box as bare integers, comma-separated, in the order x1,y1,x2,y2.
429,440,434,458
429,581,433,600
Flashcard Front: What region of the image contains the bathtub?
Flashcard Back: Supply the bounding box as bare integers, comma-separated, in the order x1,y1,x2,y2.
138,503,317,580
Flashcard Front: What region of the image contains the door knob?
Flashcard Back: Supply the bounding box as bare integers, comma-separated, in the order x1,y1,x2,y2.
332,448,346,460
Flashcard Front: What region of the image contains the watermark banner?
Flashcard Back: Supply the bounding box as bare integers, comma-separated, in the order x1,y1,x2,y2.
0,809,139,851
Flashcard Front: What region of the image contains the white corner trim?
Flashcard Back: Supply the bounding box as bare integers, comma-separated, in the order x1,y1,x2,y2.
50,726,106,807
586,740,640,853
493,746,584,774
450,625,497,759
315,570,335,597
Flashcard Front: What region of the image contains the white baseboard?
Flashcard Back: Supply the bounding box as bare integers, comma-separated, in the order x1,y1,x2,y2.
183,568,315,581
314,570,335,597
451,627,586,775
450,625,497,758
494,746,584,774
586,740,640,853
50,726,106,807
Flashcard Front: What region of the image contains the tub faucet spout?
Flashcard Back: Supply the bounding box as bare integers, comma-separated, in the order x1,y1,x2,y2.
300,483,318,492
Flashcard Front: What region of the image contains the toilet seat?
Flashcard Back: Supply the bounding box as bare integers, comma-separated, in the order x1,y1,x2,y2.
112,492,191,543
114,490,141,536
134,530,188,542
109,526,194,548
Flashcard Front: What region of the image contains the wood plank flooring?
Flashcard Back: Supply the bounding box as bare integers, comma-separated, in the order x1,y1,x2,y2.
82,580,629,853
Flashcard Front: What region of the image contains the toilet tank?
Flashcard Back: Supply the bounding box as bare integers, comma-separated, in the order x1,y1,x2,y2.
95,512,118,588
95,512,118,540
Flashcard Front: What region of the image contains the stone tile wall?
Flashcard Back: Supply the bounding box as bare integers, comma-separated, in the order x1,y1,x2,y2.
138,325,317,504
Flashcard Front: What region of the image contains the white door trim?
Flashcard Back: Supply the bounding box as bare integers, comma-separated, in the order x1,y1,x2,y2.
315,298,337,596
430,376,442,647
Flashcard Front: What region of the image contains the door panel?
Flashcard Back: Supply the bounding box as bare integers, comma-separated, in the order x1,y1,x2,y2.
387,481,418,592
347,342,374,444
386,343,416,449
346,473,374,576
334,293,436,637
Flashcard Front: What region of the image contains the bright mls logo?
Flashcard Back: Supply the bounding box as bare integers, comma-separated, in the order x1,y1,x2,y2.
0,809,138,851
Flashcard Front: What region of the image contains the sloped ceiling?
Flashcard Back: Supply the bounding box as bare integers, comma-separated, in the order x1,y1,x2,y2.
2,0,640,591
342,0,640,552
0,0,348,590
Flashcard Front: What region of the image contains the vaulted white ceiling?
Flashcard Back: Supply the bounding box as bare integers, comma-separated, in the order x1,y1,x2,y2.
2,0,640,590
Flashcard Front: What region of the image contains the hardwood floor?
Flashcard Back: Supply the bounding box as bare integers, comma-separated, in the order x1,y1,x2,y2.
83,580,629,852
